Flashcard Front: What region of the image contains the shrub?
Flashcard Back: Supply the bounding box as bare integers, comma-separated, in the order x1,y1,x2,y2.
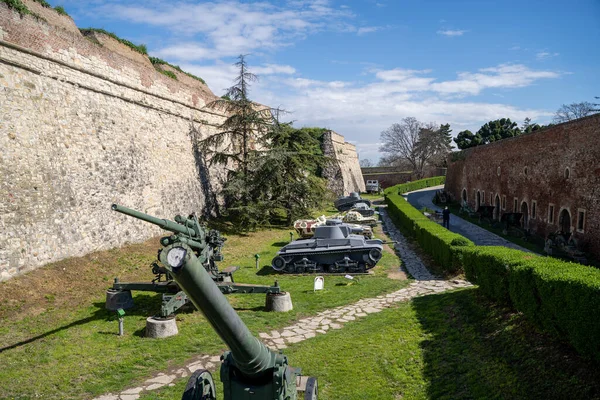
2,0,31,15
157,69,177,80
149,57,206,84
384,190,473,273
79,28,148,55
53,5,68,16
384,176,600,363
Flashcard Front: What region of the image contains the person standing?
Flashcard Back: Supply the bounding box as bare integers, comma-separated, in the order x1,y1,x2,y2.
442,206,450,229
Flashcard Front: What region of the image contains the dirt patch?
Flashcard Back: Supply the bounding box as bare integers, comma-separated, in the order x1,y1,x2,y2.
0,237,161,321
387,270,408,280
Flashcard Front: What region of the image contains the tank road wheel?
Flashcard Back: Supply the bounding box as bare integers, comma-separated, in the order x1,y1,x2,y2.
182,369,216,400
333,256,357,273
368,248,382,263
294,258,317,274
272,256,287,271
304,377,318,400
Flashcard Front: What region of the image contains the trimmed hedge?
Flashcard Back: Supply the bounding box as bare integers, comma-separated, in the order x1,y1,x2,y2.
384,176,446,196
385,190,473,273
460,246,600,363
384,179,600,363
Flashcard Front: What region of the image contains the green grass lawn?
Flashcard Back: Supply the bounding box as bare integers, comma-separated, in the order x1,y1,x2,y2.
140,287,600,400
0,225,406,399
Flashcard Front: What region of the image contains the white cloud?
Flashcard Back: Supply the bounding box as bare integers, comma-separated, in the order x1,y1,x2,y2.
244,63,557,159
357,26,380,35
253,64,296,75
437,29,467,36
536,51,560,60
92,0,354,61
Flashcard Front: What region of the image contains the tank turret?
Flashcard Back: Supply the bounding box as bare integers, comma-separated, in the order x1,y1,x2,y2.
334,192,371,211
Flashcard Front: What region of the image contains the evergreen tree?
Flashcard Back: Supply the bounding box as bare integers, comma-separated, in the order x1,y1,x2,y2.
199,55,329,230
252,122,328,225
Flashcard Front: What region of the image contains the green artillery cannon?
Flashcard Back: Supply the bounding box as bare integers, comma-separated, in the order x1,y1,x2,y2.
161,243,317,399
106,204,281,319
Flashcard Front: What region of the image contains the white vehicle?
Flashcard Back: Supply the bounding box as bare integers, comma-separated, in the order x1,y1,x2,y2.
365,180,381,194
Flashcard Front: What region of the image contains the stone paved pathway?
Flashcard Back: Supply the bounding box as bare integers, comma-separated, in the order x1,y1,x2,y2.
94,203,472,400
407,186,532,252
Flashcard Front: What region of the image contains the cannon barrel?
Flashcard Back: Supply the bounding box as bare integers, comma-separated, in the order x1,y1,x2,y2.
159,243,278,378
111,204,198,238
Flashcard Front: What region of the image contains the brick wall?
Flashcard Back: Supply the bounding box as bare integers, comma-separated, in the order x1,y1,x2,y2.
445,114,600,258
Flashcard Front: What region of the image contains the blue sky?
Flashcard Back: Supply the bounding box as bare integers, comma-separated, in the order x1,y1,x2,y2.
49,0,599,162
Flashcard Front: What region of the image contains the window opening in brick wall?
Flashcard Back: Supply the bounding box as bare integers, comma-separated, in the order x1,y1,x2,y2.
524,166,528,175
548,204,555,224
577,209,586,233
565,167,570,179
502,195,506,210
462,188,467,204
497,167,501,176
514,198,518,212
532,200,537,219
482,191,485,205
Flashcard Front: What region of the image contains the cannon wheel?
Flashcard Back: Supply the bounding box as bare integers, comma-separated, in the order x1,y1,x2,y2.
182,369,216,400
304,377,318,400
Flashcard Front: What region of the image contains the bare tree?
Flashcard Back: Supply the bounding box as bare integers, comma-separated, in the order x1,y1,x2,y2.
553,102,596,123
359,158,374,168
379,117,422,175
379,117,451,178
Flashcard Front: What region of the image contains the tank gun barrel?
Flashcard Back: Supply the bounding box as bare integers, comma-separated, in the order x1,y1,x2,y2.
111,204,197,238
160,244,278,379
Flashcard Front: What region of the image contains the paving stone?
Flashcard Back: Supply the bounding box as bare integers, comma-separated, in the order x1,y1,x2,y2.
145,383,165,391
119,395,140,400
145,375,174,385
121,388,143,395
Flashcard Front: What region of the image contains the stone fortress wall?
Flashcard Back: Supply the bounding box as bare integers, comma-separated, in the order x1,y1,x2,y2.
321,130,366,196
0,2,229,281
0,2,365,280
444,114,600,259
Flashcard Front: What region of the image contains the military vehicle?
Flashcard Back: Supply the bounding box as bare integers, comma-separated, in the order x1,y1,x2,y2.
271,224,385,274
158,242,317,399
106,204,281,318
340,210,379,227
365,180,381,194
293,215,373,239
334,192,371,212
350,202,376,217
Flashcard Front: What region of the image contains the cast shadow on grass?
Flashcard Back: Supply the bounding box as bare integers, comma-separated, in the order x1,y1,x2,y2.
271,241,290,247
412,289,600,400
0,297,163,353
256,265,279,276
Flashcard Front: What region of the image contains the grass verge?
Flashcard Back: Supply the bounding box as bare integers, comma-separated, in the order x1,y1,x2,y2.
0,223,406,399
140,287,600,399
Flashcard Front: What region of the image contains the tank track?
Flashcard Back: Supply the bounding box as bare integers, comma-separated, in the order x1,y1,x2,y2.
272,247,382,274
